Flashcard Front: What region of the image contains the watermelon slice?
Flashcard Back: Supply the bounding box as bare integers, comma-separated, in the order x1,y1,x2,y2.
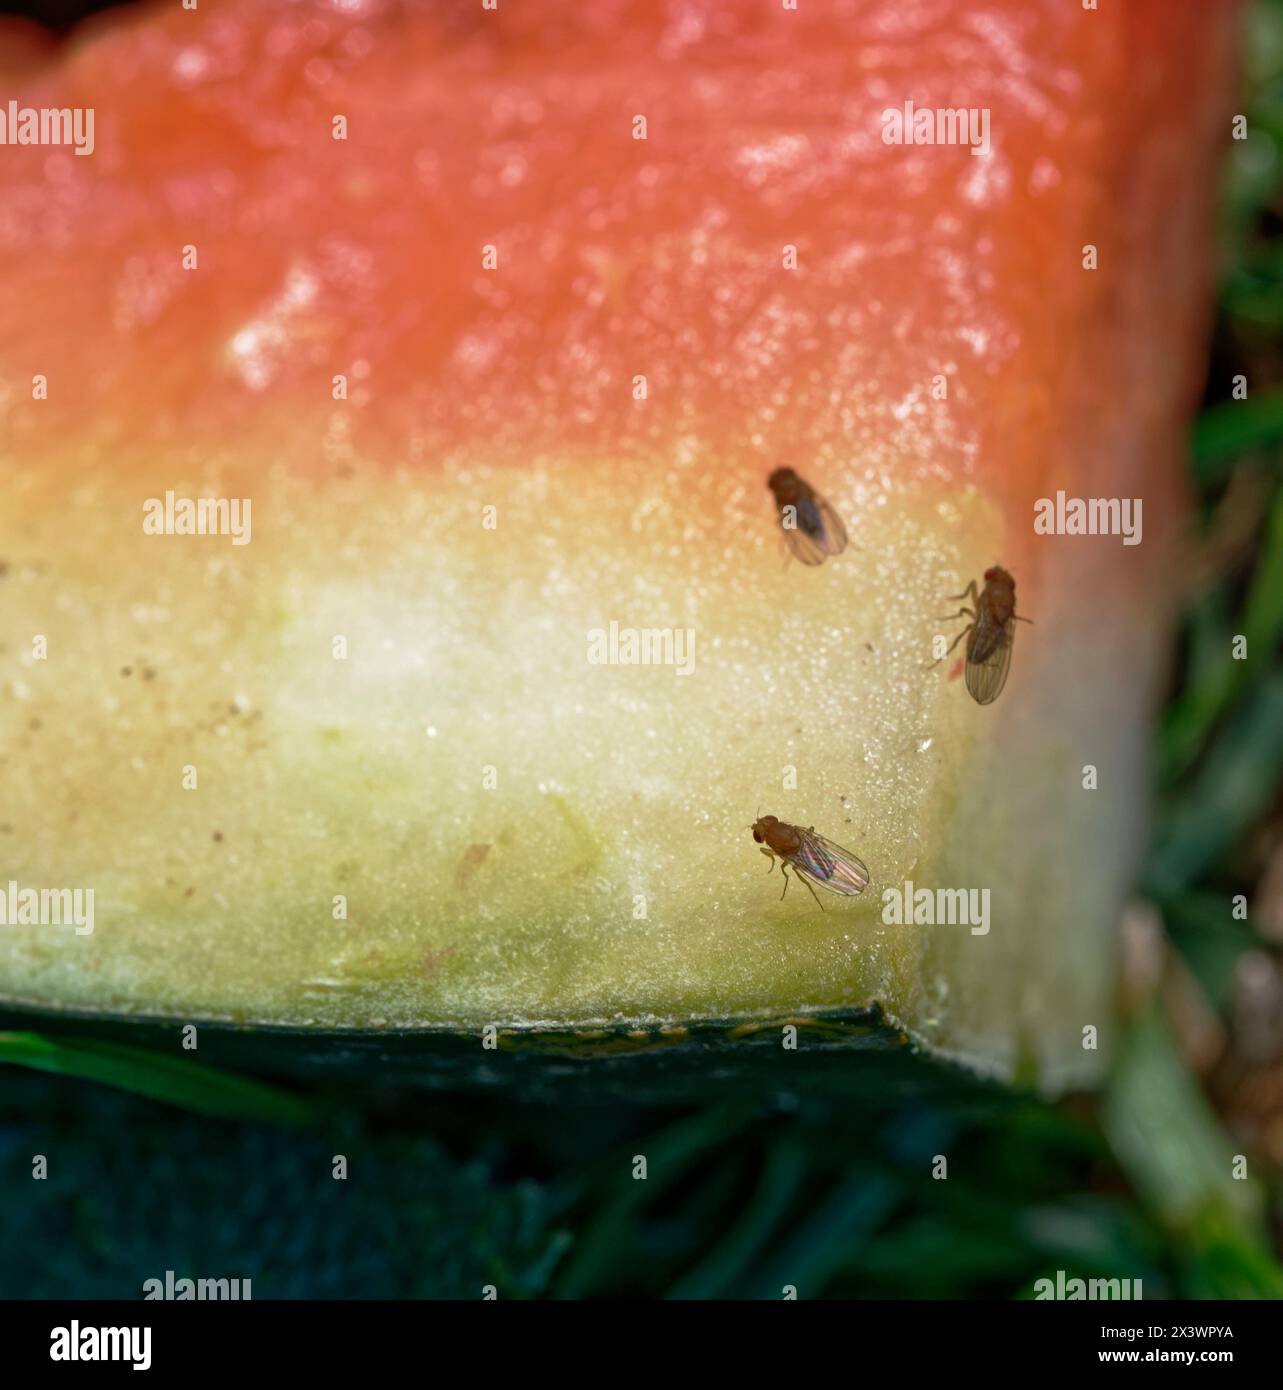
0,0,1239,1093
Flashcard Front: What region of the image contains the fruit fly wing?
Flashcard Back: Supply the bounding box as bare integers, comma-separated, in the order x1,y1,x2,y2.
780,492,848,565
965,622,1014,705
789,827,869,896
813,497,848,556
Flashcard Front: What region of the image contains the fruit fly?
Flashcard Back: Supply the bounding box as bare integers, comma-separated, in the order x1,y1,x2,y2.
750,814,869,910
767,467,848,565
932,565,1032,705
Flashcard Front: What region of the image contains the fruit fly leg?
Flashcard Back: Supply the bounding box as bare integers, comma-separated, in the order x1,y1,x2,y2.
799,871,826,912
759,846,778,875
935,606,976,623
946,581,980,605
777,860,826,912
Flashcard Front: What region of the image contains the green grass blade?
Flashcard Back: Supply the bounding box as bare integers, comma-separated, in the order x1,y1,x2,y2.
1148,669,1283,895
0,1031,317,1127
1191,395,1283,482
667,1137,807,1299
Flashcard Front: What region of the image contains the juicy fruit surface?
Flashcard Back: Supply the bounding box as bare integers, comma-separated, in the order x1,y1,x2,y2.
0,0,1235,1087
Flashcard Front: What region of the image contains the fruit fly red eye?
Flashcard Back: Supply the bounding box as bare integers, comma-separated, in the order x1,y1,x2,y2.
929,567,1032,706
766,467,847,566
751,814,869,911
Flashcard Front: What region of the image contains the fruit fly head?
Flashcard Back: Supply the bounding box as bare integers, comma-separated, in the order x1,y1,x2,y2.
767,468,801,502
983,565,1015,589
751,814,780,844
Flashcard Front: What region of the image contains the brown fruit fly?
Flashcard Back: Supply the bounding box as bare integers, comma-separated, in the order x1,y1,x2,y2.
767,467,848,565
931,565,1033,706
750,814,869,910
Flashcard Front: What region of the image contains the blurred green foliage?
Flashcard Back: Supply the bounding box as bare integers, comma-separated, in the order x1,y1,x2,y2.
1149,0,1283,983
0,1029,1277,1299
